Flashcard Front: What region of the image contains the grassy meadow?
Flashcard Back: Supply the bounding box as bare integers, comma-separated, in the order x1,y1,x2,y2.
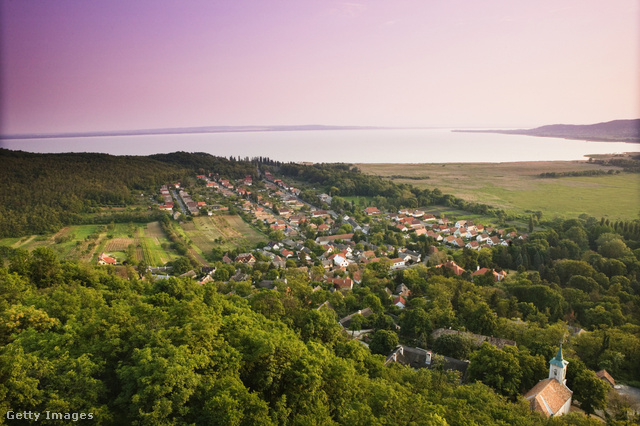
357,160,639,220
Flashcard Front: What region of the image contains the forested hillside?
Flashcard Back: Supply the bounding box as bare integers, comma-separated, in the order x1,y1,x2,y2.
0,150,257,238
0,255,608,425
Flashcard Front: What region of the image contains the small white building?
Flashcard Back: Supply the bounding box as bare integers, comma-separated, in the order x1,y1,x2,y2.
390,258,406,270
333,255,350,268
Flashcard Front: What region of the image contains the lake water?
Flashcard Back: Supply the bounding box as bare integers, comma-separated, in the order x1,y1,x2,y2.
1,128,637,163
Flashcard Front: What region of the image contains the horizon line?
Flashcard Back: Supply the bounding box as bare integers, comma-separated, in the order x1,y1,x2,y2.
0,124,528,140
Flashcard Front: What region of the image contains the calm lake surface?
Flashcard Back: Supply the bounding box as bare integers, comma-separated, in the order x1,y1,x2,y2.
1,129,637,163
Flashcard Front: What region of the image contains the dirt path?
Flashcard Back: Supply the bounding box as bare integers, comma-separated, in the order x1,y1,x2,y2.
188,246,209,266
51,227,70,240
82,233,107,263
12,235,36,248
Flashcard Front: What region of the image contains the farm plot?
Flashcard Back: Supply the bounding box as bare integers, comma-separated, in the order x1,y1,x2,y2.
144,221,165,240
225,215,266,246
182,215,266,254
0,222,180,267
104,238,136,252
137,223,177,266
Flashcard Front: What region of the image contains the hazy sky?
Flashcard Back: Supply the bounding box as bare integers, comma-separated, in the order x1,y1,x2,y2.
1,0,638,134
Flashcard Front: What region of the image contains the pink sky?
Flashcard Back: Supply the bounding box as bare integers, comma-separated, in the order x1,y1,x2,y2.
1,0,638,134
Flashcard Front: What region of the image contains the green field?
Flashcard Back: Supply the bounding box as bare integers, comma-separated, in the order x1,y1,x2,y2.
0,222,178,267
357,160,639,220
0,214,266,267
1,225,103,261
342,196,373,206
138,221,178,266
420,206,497,224
181,214,266,255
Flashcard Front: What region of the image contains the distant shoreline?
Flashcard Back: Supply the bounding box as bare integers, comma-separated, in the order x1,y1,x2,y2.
453,119,640,143
0,125,406,140
452,129,639,144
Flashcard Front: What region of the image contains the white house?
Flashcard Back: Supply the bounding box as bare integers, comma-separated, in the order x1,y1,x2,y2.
393,296,406,309
333,255,350,268
390,258,406,270
466,241,480,250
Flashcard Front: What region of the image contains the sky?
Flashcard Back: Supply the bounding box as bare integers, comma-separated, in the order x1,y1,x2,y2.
1,0,638,134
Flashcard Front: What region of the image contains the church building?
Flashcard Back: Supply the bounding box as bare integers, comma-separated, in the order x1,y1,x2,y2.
524,346,573,417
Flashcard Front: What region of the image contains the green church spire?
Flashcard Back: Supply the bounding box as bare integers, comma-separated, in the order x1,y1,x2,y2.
549,344,568,368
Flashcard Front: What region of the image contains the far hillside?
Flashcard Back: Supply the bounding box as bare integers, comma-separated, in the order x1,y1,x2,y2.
454,118,640,143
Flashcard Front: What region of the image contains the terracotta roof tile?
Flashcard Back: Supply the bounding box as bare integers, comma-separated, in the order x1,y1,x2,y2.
524,379,572,417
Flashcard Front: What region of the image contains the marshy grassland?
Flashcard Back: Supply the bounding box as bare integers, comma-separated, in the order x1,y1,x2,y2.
357,158,639,219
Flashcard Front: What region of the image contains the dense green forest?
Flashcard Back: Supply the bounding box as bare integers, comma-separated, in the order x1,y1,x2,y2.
1,214,639,423
0,252,621,425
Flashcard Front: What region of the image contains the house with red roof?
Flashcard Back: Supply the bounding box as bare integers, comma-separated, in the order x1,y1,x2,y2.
390,258,406,270
364,206,381,215
436,260,465,276
477,233,491,243
426,230,442,241
234,253,256,265
453,238,465,247
472,267,506,282
98,253,117,265
465,241,480,250
596,370,615,387
396,224,409,232
393,296,406,309
328,277,353,291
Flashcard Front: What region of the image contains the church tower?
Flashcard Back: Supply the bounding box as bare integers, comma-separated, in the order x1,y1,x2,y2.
548,345,569,385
